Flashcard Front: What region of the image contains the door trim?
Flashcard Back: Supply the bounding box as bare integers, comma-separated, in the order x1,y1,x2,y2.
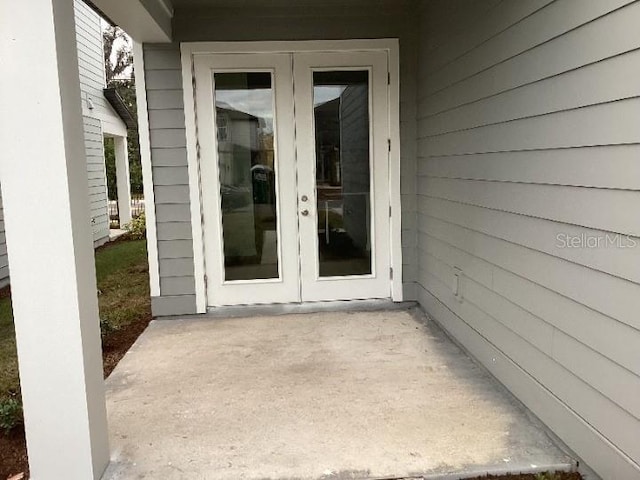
181,39,402,312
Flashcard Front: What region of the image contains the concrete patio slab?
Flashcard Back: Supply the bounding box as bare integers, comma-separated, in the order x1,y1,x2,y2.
102,308,574,480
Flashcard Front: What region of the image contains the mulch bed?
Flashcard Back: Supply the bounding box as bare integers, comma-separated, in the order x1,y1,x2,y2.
0,238,153,479
102,305,152,378
466,473,581,480
0,429,27,480
0,312,152,479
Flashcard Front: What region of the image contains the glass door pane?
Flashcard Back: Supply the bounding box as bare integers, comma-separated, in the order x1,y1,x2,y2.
313,71,372,277
214,72,279,281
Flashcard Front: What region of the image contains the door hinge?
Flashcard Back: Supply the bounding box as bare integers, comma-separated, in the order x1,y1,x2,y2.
389,267,394,280
388,138,391,152
204,274,208,287
388,71,391,85
389,205,392,217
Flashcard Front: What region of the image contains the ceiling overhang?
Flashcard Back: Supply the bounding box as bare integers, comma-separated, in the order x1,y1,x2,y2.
87,0,173,42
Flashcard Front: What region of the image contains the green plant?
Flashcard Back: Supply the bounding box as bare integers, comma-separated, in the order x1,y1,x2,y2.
124,212,146,239
0,397,22,434
100,317,120,337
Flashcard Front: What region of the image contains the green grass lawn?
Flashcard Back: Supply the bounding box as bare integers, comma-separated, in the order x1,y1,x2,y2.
0,238,150,400
0,293,18,399
95,239,150,330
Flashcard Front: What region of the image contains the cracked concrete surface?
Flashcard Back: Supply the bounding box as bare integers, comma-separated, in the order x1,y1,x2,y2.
102,308,573,479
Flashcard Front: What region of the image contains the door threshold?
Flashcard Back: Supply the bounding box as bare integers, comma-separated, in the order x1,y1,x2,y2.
200,299,416,319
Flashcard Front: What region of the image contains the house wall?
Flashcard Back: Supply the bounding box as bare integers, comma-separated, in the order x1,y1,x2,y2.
75,0,112,244
75,0,128,137
143,3,419,316
142,43,197,315
75,0,109,119
75,0,128,244
83,116,110,244
416,1,640,478
0,1,116,288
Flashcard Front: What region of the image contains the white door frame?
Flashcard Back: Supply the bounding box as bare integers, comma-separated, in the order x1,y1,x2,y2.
181,39,402,313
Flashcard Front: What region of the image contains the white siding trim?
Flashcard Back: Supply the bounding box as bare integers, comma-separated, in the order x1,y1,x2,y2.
387,40,403,301
182,39,403,55
88,109,128,137
133,41,161,297
180,45,207,313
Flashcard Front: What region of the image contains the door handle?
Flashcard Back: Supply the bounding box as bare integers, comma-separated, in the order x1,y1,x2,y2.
301,209,309,216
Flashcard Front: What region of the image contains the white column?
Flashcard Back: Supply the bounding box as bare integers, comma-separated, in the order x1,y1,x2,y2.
0,1,110,479
114,136,132,226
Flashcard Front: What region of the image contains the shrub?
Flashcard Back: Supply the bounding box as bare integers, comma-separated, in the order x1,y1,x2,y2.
100,317,119,337
124,212,146,240
0,397,22,434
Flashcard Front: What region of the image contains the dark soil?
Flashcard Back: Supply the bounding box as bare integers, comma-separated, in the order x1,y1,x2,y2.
101,304,152,378
0,308,152,480
0,238,152,480
0,312,152,480
466,472,582,480
0,429,27,480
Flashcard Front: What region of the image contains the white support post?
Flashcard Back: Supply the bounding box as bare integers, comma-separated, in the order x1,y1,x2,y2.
114,136,133,227
0,1,110,479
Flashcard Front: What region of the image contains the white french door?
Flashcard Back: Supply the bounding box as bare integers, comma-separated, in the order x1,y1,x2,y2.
194,53,299,305
193,49,392,307
294,51,390,301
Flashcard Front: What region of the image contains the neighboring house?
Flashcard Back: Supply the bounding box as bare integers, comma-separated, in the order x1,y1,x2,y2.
0,0,134,289
74,0,135,241
2,1,640,479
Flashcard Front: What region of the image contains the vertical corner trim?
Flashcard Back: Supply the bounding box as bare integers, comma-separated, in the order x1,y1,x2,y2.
132,41,161,297
181,43,208,313
387,39,403,302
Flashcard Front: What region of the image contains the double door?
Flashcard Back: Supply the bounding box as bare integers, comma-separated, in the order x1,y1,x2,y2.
194,50,391,306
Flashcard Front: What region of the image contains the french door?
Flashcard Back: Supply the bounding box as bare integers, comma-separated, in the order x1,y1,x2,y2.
193,50,391,306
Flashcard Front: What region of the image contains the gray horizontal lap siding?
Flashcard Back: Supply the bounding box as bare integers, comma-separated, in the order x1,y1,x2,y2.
147,6,419,314
417,1,640,479
75,0,110,245
74,0,116,122
144,44,197,316
83,116,110,244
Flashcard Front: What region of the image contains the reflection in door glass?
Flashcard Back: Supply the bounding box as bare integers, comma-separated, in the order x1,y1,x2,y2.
214,72,279,281
313,71,372,277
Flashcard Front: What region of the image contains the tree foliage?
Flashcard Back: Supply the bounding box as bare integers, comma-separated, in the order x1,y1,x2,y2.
103,26,143,198
103,26,132,85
